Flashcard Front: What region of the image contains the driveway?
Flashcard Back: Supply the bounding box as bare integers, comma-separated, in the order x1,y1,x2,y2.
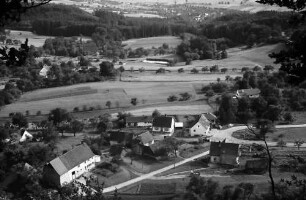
209,124,306,147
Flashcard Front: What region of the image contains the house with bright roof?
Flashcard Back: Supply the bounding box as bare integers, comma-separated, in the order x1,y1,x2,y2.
236,88,260,99
39,64,51,78
125,116,153,127
189,114,211,137
43,143,100,187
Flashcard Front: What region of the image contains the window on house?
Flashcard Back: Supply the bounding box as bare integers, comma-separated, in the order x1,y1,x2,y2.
72,171,75,175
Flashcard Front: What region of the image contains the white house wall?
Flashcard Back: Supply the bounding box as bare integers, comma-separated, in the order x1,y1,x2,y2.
59,156,99,186
190,122,209,137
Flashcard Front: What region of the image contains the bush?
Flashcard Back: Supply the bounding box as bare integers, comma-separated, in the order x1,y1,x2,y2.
191,68,199,74
167,95,178,102
178,68,184,73
156,68,166,74
206,90,215,97
179,92,191,101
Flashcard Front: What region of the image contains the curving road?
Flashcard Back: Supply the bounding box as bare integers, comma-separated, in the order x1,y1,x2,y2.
209,124,306,147
103,124,306,193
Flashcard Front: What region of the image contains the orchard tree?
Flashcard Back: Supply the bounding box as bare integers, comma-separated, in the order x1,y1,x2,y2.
99,61,116,77
164,137,180,157
106,101,112,109
191,68,199,74
42,122,58,143
294,139,304,150
11,112,28,128
221,68,228,73
70,120,84,137
131,98,139,106
48,108,71,125
152,109,161,118
178,68,184,73
202,66,209,73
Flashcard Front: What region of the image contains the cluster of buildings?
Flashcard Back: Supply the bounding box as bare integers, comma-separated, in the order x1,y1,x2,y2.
27,111,262,188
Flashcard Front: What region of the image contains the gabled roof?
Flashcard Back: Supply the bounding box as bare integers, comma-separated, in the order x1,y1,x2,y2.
203,113,217,122
48,143,95,176
237,88,260,96
138,131,154,144
197,115,210,128
188,114,210,128
126,116,153,123
210,141,240,157
153,116,174,128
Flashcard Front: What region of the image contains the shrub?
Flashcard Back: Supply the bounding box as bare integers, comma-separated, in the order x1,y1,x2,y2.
178,68,184,73
191,68,199,74
73,107,79,112
167,95,178,102
206,90,215,97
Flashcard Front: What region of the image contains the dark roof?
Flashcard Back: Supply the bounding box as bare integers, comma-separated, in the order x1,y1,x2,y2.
203,113,217,121
49,143,95,176
126,116,153,123
143,141,166,156
237,88,260,96
210,141,240,157
152,116,174,128
187,114,210,128
138,131,154,144
109,131,133,144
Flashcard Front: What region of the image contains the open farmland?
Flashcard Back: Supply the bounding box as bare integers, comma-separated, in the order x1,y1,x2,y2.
121,71,239,82
267,127,306,143
7,30,91,47
120,44,283,72
0,81,206,117
122,36,182,50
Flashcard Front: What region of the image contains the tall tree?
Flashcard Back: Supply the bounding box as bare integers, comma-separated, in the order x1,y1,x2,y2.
218,94,238,124
11,112,28,128
70,120,84,137
256,0,306,84
247,119,276,200
0,0,52,26
48,108,71,126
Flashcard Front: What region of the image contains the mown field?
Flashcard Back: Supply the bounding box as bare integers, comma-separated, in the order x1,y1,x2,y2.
0,81,206,117
120,44,282,72
122,36,182,50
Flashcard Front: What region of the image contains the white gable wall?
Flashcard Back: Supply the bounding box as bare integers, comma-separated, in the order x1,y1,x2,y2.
189,122,210,137
59,155,100,186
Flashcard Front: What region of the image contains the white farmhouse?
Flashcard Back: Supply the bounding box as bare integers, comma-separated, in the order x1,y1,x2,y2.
189,114,211,137
152,115,175,137
235,88,260,99
126,116,153,128
39,64,51,78
43,143,100,187
19,130,33,143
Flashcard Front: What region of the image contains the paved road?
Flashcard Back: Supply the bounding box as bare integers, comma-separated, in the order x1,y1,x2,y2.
210,124,306,147
103,150,209,193
103,124,306,193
